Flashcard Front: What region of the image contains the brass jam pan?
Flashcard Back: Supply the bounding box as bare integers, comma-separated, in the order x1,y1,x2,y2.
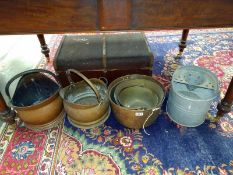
114,80,159,110
108,74,165,129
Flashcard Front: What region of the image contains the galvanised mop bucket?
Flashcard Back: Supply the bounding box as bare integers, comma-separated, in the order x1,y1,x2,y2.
167,65,219,127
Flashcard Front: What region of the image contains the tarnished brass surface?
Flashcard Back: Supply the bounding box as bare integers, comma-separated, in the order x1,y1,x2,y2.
108,74,165,129
67,107,111,129
60,70,109,126
114,79,163,110
60,79,109,123
15,92,63,125
24,109,65,131
66,69,102,102
5,69,63,127
118,86,156,109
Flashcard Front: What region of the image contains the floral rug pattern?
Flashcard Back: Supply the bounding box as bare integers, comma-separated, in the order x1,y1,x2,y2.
0,121,63,175
0,29,233,175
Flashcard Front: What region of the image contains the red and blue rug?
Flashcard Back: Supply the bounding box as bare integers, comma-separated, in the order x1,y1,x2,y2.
0,29,233,175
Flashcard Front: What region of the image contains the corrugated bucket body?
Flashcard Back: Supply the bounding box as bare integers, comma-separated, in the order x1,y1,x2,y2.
167,66,219,127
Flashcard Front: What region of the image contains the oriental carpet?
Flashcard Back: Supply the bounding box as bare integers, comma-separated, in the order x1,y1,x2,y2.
0,29,233,175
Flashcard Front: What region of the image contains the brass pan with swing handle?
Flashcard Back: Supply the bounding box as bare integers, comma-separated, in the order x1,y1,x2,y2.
59,69,110,129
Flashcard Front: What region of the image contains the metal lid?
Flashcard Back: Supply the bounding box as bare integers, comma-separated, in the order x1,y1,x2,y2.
171,66,219,100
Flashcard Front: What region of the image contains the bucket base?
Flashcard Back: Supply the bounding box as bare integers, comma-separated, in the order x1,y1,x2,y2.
24,110,65,131
67,108,111,129
166,104,205,127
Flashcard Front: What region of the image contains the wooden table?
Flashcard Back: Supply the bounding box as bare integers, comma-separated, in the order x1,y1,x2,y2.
0,0,233,122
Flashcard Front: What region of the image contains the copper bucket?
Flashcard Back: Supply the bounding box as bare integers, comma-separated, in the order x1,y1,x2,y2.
5,69,63,130
59,69,110,129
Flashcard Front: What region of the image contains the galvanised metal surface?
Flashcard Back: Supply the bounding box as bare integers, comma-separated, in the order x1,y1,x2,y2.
167,66,219,127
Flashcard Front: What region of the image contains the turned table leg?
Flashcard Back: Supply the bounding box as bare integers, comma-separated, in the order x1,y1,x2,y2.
176,29,189,58
37,34,50,62
0,92,15,124
216,77,233,119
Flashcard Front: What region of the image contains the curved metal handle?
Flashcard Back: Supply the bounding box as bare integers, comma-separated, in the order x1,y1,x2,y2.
143,107,160,135
99,77,108,86
66,69,101,103
5,69,60,101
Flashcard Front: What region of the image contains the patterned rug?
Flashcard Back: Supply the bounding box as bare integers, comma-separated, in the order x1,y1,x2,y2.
0,29,233,175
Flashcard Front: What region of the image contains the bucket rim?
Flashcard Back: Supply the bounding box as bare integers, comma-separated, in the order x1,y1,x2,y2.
171,65,219,101
11,89,60,110
60,78,108,107
108,74,166,111
170,85,219,102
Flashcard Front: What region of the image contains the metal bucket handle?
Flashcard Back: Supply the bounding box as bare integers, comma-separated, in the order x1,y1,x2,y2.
5,69,60,101
66,69,101,103
142,107,160,135
99,77,108,86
